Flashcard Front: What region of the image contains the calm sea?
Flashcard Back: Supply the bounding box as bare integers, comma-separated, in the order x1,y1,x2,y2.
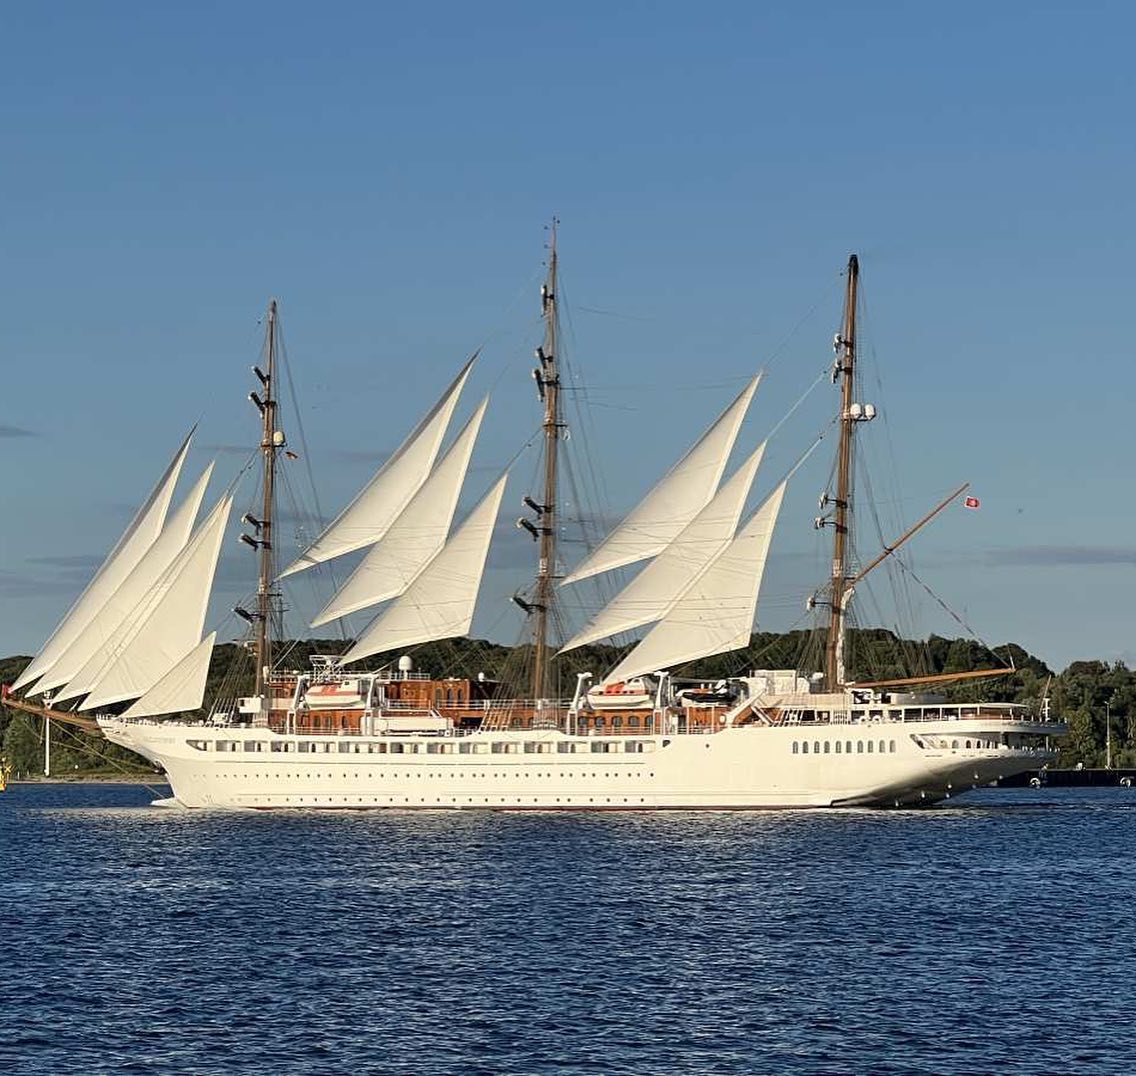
0,783,1131,1075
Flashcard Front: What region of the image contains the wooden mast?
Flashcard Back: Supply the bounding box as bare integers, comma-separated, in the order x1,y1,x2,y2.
254,300,279,699
532,221,561,703
825,255,859,689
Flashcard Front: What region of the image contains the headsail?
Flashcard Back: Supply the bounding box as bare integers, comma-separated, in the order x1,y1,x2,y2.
339,473,508,664
279,356,475,577
59,494,233,710
14,429,195,693
119,632,217,720
32,463,214,695
561,374,761,586
310,397,489,627
601,479,787,685
559,442,765,654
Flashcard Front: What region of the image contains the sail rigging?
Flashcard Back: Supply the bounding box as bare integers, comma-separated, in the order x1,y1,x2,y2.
310,397,490,627
279,356,475,577
602,480,787,685
49,493,233,710
559,441,766,654
13,429,195,693
32,463,214,695
120,632,217,720
339,473,508,664
560,373,762,586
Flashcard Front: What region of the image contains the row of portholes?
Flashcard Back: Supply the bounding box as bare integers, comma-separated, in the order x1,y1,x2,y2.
225,770,657,781
792,740,897,755
269,796,648,806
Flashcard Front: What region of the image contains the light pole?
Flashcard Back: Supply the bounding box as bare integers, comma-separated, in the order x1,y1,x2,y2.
1105,700,1112,770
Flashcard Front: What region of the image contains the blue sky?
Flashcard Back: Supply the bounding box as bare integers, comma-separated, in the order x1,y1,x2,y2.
2,1,1133,671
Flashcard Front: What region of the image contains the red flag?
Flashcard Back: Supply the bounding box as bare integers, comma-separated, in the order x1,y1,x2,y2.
964,495,980,509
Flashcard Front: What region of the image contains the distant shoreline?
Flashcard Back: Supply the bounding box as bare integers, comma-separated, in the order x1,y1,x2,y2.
9,775,169,785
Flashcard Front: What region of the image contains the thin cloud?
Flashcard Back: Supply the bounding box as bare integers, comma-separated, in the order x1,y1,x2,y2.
0,424,37,438
985,545,1136,568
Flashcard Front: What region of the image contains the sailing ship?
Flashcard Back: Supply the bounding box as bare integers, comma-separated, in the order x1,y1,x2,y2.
2,246,1065,808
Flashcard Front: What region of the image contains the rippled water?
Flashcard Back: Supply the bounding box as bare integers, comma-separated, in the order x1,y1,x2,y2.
0,783,1132,1074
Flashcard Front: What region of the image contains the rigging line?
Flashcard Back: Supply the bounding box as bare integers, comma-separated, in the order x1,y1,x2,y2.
765,365,833,445
889,555,1010,668
573,305,656,322
40,716,169,800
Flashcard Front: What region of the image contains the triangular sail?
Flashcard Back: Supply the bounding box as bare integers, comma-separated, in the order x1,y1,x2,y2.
34,464,214,695
61,495,232,710
14,430,194,692
561,374,761,586
339,473,508,664
559,442,765,654
279,357,475,577
119,632,216,720
311,398,489,627
602,479,787,685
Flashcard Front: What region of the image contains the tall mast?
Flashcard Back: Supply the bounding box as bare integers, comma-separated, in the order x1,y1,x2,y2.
825,255,860,689
531,221,561,701
253,300,279,698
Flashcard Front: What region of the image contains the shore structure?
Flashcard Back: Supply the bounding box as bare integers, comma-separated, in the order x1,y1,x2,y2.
3,247,1064,809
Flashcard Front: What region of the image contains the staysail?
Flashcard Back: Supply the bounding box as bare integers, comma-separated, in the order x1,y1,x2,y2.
311,397,489,626
32,463,214,695
119,632,217,720
560,374,761,586
559,442,766,654
601,479,787,685
56,494,233,710
339,473,508,664
279,356,475,577
14,429,195,693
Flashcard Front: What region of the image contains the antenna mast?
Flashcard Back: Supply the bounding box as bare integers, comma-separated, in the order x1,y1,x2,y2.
253,300,279,698
824,255,865,689
530,220,561,703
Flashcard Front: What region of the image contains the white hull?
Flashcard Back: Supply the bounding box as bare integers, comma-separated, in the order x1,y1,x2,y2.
100,716,1056,810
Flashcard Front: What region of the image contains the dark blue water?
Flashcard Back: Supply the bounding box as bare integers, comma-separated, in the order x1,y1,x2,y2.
1,784,1132,1075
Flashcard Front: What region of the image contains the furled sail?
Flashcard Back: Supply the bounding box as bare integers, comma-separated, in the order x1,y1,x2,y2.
559,442,765,654
560,374,761,586
279,356,475,577
14,430,194,693
119,632,217,720
311,397,489,627
33,464,214,695
339,473,508,664
601,479,787,685
60,494,233,711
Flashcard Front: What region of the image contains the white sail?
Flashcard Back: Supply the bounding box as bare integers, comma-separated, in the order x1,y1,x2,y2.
63,494,233,711
120,632,217,720
561,374,761,586
560,442,765,654
280,356,475,577
340,473,508,664
33,464,214,695
14,430,194,692
602,479,787,685
311,397,489,627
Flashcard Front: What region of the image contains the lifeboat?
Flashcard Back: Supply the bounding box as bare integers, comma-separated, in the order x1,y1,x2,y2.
587,677,655,711
304,681,365,709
